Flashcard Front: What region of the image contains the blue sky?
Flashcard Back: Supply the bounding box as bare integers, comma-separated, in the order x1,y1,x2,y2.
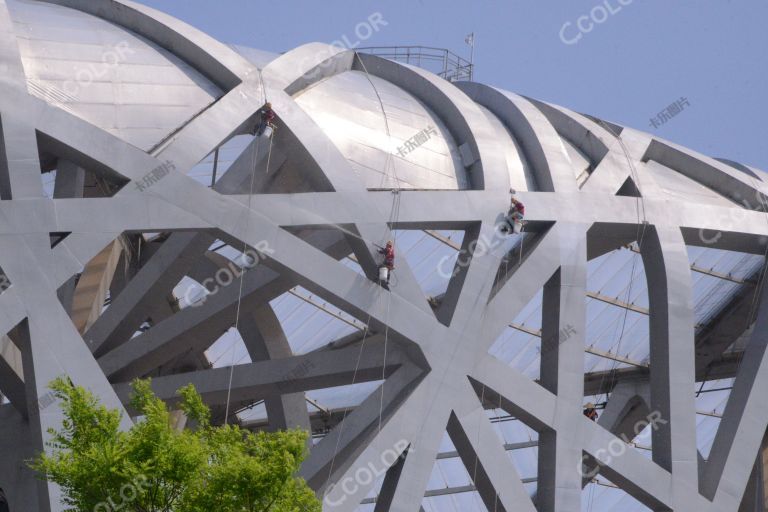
141,0,768,170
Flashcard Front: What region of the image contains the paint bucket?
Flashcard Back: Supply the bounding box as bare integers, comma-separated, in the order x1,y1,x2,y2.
379,266,389,282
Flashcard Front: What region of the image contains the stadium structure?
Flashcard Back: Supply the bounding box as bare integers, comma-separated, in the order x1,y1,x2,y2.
0,1,767,511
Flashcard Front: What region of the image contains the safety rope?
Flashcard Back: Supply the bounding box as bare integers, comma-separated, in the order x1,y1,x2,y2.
223,70,274,424
223,127,264,424
326,54,406,489
375,184,401,436
354,52,401,188
377,178,405,432
590,119,649,405
325,307,376,485
353,51,407,443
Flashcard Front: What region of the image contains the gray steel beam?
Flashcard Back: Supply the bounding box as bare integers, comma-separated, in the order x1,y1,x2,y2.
643,139,768,209
86,137,286,357
263,49,433,313
372,448,409,512
113,340,403,408
469,354,713,510
53,160,85,199
0,404,43,511
299,362,423,487
235,304,310,431
98,230,352,381
537,224,587,512
0,5,766,509
449,393,536,512
640,226,699,493
0,8,43,200
703,266,768,510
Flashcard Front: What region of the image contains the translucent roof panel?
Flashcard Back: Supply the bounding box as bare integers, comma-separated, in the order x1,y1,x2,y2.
582,479,652,511
394,230,465,299
422,493,487,512
688,246,764,329
187,134,254,186
270,286,363,354
421,431,498,512
490,241,762,382
695,378,733,459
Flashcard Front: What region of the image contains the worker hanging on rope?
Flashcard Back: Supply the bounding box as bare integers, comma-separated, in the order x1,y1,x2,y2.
252,101,276,138
583,402,598,422
377,240,395,285
500,188,525,235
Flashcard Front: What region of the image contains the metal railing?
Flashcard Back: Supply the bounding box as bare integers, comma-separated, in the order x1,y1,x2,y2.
357,46,473,82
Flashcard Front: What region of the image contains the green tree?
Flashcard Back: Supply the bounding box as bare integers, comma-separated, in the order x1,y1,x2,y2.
30,377,320,512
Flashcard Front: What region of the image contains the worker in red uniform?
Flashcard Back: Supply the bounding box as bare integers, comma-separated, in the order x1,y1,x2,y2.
583,402,598,422
253,102,275,137
501,191,525,234
378,240,395,285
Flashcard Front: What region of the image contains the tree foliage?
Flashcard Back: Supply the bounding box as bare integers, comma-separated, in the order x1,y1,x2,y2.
30,377,320,512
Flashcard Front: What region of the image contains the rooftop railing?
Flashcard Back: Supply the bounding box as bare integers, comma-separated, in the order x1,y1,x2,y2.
356,46,473,82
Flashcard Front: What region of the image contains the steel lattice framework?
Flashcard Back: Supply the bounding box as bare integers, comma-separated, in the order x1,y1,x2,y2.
1,1,768,511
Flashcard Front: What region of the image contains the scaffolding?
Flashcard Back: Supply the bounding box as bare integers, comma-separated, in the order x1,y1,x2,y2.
357,46,473,82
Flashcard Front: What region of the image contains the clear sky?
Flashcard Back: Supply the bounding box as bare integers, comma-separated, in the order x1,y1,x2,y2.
140,0,768,170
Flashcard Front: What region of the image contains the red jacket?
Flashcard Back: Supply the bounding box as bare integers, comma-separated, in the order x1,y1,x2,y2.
262,108,275,123
379,245,395,268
